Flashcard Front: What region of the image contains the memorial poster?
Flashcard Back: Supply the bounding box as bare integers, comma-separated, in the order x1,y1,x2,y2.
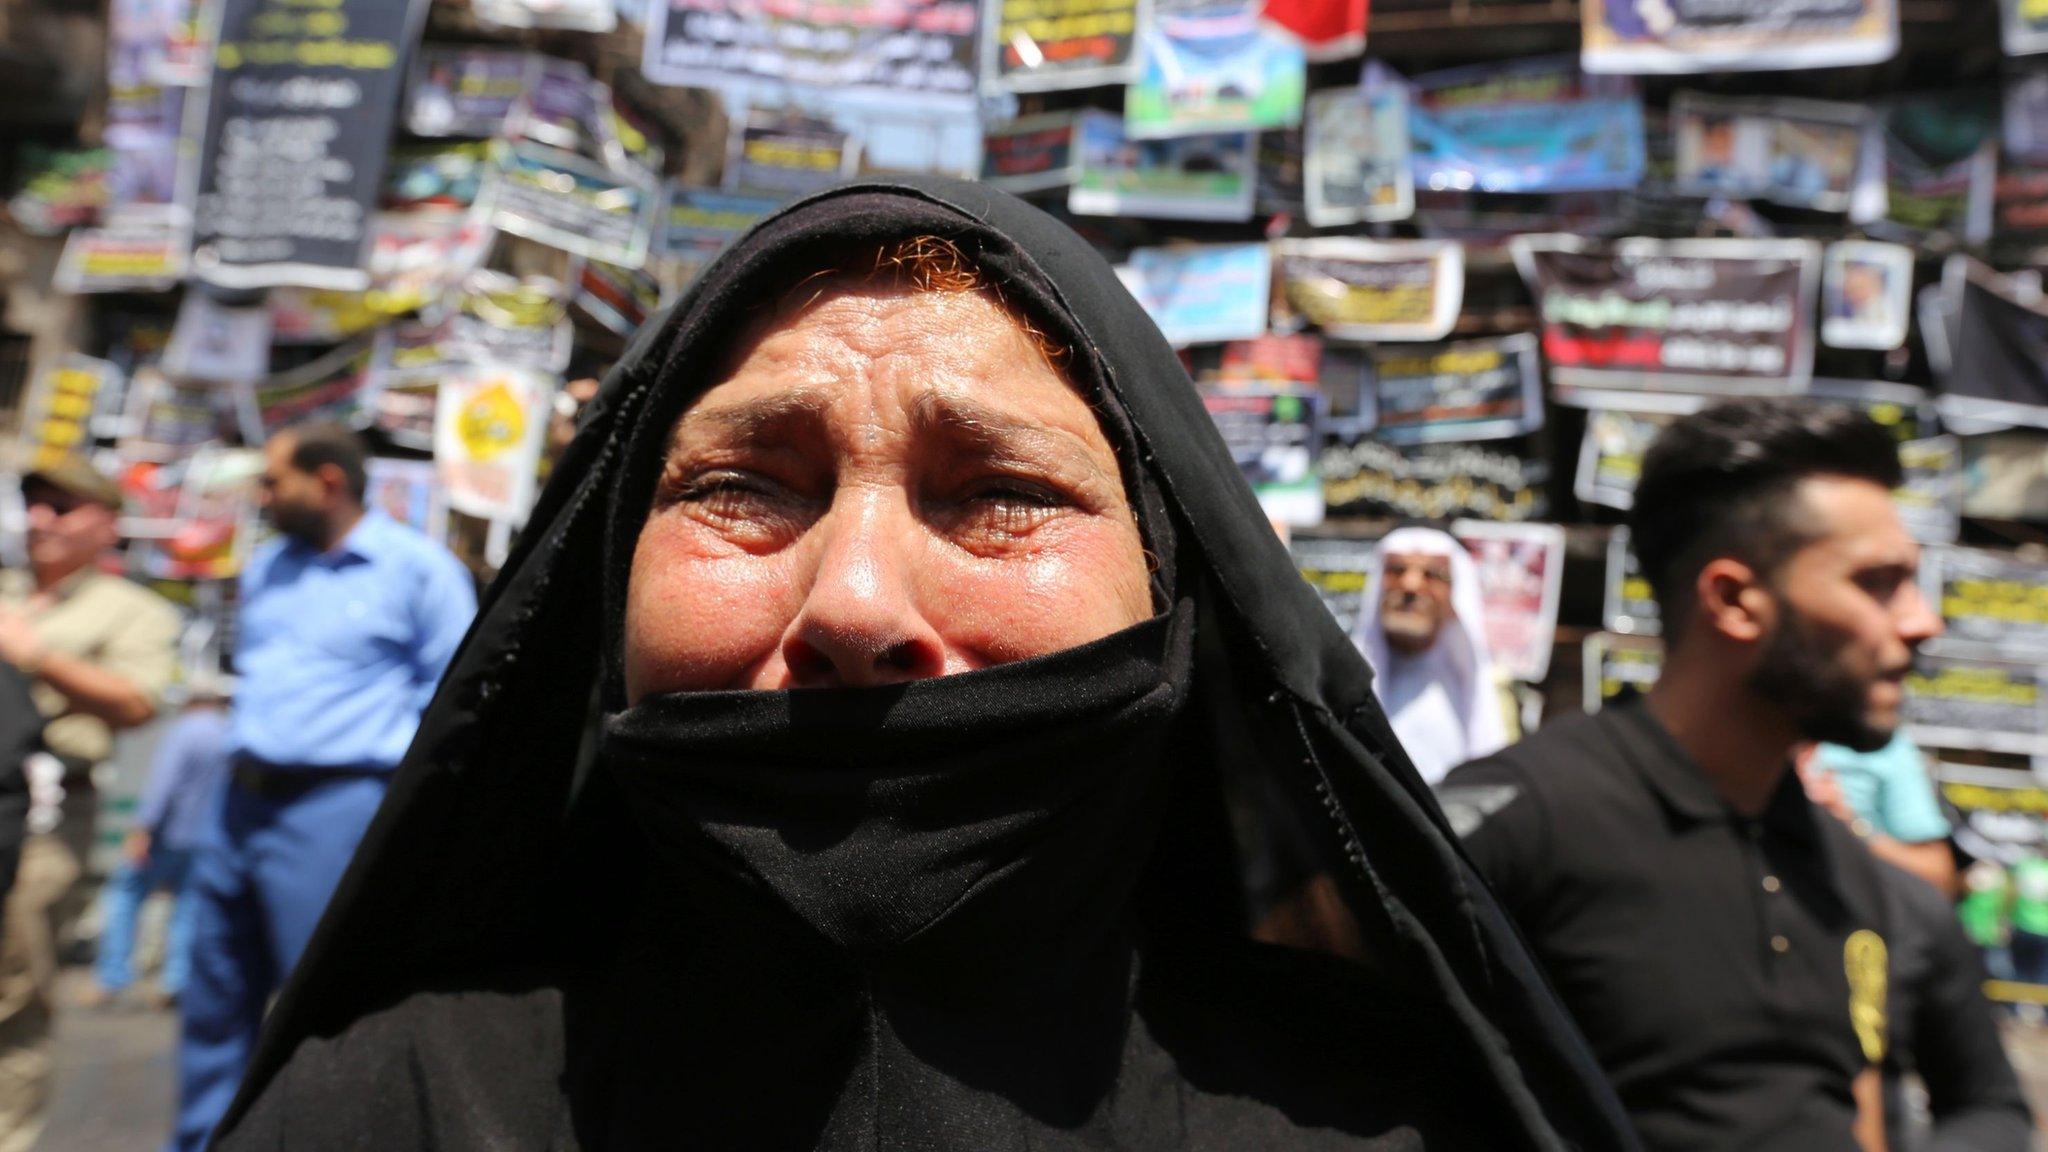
644,0,979,107
1513,235,1820,394
981,0,1144,92
1671,94,1875,214
1821,241,1915,351
406,46,530,138
54,224,188,294
190,0,430,290
1125,1,1306,138
19,357,122,473
434,365,555,523
365,457,448,541
1200,387,1324,526
483,141,659,268
1582,0,1896,73
1274,239,1460,342
1289,534,1376,636
1069,110,1256,221
1453,520,1566,682
725,113,858,197
1574,406,1672,510
1943,263,2048,430
1370,335,1544,446
1924,546,2048,663
1409,60,1646,194
1321,435,1548,522
981,114,1080,193
1117,243,1272,346
1583,632,1663,712
1602,527,1661,635
1303,85,1412,227
1905,653,2048,756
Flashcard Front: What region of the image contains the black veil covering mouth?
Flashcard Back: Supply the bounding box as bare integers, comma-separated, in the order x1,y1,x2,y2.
215,177,1637,1152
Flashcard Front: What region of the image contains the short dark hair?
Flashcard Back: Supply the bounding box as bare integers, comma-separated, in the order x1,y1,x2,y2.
1629,398,1903,634
284,421,368,503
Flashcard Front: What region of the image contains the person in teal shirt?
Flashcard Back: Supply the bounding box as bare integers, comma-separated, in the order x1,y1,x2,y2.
1806,732,1956,894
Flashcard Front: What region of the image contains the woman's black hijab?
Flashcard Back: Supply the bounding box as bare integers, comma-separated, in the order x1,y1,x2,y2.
215,177,1634,1150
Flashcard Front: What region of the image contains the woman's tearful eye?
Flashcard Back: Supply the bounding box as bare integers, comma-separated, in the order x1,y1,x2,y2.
936,478,1071,541
661,468,812,543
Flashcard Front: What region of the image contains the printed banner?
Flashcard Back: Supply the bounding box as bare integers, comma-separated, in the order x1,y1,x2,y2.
1671,94,1875,214
1582,0,1896,73
1118,243,1272,346
407,46,530,138
643,0,979,106
54,224,188,294
1125,1,1306,139
1303,85,1411,227
1201,387,1323,526
1822,241,1914,351
1924,546,2048,663
267,288,383,346
982,114,1080,193
162,294,273,384
1409,60,1645,194
366,323,444,450
434,365,555,523
365,457,449,542
483,141,659,268
1290,534,1376,636
1320,434,1549,522
1944,263,2048,430
473,0,616,30
246,340,376,441
1274,239,1461,342
1069,111,1255,221
726,113,858,197
1582,632,1663,712
1574,406,1672,511
190,0,430,290
659,185,779,288
1513,235,1819,394
1879,94,1995,243
1370,334,1544,446
1602,527,1661,635
1453,520,1566,683
436,274,576,375
19,357,123,472
1905,652,2048,756
104,82,188,222
981,0,1144,91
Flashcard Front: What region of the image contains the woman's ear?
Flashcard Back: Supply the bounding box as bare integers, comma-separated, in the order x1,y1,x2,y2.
1694,557,1769,645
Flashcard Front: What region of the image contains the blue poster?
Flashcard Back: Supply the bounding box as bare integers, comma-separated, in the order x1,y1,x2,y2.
1410,96,1645,194
1119,243,1272,347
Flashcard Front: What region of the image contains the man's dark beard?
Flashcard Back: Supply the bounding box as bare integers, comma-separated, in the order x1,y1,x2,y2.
1745,600,1892,752
267,503,327,546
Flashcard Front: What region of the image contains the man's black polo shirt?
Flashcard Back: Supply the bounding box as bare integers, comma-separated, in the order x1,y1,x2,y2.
1440,701,1893,1152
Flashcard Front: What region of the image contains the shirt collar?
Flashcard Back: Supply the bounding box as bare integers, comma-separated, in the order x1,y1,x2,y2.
295,510,398,566
1609,700,1822,844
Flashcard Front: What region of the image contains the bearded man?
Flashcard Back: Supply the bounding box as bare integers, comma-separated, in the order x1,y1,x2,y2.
1440,399,2026,1152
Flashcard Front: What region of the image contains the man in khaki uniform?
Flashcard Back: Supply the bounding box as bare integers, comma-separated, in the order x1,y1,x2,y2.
0,457,179,1152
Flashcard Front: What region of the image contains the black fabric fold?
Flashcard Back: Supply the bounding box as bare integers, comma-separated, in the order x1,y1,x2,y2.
214,176,1641,1152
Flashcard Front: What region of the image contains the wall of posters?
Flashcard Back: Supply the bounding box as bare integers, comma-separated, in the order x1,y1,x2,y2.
1821,241,1915,350
1118,243,1272,346
190,0,430,289
1582,0,1896,73
1582,632,1663,712
1602,527,1661,635
1274,239,1461,342
1944,262,2048,430
434,366,555,522
1923,546,2048,662
1201,387,1323,526
1321,435,1549,521
981,0,1144,92
1905,652,2048,756
1454,520,1566,682
1513,235,1820,394
643,0,979,106
1069,111,1256,221
1409,61,1646,194
1303,86,1411,227
407,47,530,138
1125,1,1306,138
981,114,1080,193
1370,334,1544,446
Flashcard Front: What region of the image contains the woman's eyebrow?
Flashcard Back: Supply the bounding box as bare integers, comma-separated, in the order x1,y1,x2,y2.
674,390,832,444
909,392,1108,475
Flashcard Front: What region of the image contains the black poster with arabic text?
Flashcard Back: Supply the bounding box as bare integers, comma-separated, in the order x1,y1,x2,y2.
1946,269,2048,430
192,0,429,289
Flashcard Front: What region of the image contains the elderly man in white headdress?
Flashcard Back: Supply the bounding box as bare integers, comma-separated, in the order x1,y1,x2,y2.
1354,526,1511,785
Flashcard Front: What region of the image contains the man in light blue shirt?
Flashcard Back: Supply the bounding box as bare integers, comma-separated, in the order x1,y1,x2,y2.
1802,731,1956,895
169,423,475,1152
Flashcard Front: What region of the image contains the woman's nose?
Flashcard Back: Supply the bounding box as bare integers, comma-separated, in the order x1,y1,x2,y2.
781,492,945,688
